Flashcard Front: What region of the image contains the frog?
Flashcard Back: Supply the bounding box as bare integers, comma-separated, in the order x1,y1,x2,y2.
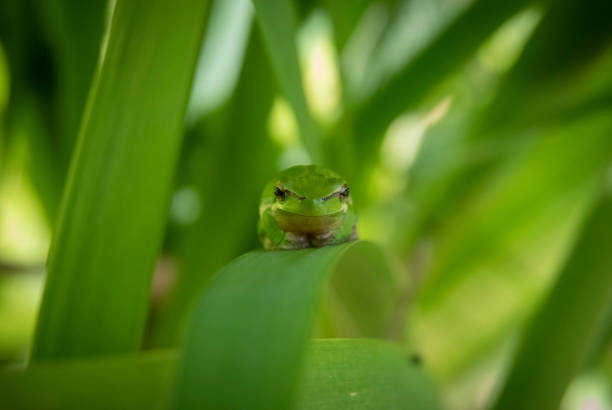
258,165,358,250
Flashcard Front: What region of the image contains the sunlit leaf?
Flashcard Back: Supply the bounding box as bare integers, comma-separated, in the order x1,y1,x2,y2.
187,0,253,121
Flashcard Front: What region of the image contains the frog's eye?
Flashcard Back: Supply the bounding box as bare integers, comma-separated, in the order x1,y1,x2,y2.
274,186,286,201
339,185,350,200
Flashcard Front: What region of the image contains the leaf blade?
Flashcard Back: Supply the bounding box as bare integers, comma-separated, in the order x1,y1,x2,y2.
352,0,535,163
171,241,418,410
0,340,439,410
252,0,322,163
31,0,209,361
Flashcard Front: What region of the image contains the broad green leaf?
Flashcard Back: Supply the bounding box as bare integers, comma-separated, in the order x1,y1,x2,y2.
31,0,208,361
149,28,279,347
295,339,440,410
318,242,404,339
252,0,322,163
171,241,410,409
492,191,612,410
0,340,438,410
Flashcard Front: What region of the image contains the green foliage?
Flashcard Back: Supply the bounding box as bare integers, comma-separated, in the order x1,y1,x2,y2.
0,340,437,410
253,0,322,163
411,110,612,381
351,0,536,167
1,0,611,409
31,0,209,361
492,192,612,410
150,28,279,346
172,241,406,409
0,351,178,410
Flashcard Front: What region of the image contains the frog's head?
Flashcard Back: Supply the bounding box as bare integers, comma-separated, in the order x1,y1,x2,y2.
272,165,351,219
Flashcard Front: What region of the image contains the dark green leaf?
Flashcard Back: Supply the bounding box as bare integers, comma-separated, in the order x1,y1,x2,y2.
40,0,108,164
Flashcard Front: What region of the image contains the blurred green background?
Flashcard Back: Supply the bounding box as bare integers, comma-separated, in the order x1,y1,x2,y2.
0,0,611,409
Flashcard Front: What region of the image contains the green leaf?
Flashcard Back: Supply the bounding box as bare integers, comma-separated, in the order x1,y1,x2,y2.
150,28,279,346
319,241,404,339
0,1,108,224
171,241,412,409
295,339,440,410
31,0,208,361
351,0,535,164
39,0,108,165
342,0,477,105
0,340,439,410
419,112,612,309
0,351,178,410
0,1,66,222
491,190,612,410
187,0,253,120
475,0,612,136
411,110,612,380
323,0,372,52
252,0,322,163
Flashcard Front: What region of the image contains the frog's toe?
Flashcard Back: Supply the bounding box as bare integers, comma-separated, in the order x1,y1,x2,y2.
349,224,359,241
309,231,337,247
280,232,309,250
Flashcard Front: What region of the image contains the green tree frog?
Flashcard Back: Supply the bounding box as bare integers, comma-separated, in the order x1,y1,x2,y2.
258,165,358,250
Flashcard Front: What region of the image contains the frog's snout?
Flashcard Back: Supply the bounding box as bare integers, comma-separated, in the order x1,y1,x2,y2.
300,198,317,215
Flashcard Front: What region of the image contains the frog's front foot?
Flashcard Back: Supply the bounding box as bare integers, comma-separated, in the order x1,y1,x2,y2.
309,231,335,247
310,225,358,247
280,232,309,250
349,224,359,241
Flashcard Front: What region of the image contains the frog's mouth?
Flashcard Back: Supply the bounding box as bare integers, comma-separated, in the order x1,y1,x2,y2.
274,209,344,234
